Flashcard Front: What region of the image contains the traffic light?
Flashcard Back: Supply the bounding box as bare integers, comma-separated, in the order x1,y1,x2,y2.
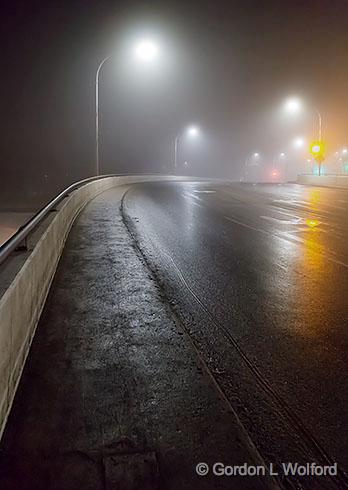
310,141,325,160
310,140,326,175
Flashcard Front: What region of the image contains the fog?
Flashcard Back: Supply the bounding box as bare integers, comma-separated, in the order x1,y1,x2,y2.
1,0,348,213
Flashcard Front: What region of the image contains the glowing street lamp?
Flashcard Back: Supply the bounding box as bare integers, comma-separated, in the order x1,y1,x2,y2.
95,38,160,176
244,152,260,181
284,97,302,114
293,137,305,149
272,152,286,165
174,125,200,173
283,96,322,142
272,152,286,181
245,152,260,167
134,39,159,62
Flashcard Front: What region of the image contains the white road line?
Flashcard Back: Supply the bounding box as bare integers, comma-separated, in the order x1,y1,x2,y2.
224,216,348,269
267,208,303,220
184,192,203,201
193,190,216,193
260,215,303,225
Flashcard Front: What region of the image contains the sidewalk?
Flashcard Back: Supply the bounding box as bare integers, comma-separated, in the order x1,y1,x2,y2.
0,186,277,489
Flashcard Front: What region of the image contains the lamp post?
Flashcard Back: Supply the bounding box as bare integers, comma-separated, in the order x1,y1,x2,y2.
174,126,199,174
244,152,260,182
95,39,160,176
315,108,322,142
95,56,111,176
283,97,322,141
272,152,286,181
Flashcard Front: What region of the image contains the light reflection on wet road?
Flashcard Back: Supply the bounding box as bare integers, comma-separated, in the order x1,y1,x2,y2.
124,181,348,480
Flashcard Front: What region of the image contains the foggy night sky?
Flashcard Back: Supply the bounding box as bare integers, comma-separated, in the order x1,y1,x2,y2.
1,0,348,207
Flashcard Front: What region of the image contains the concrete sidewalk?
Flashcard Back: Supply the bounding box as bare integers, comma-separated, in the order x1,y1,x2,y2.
0,186,277,490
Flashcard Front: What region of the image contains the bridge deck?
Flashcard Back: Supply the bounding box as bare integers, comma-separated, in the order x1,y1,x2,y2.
0,186,270,490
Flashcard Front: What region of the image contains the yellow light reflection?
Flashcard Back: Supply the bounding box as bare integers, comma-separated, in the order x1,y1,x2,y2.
308,189,321,210
290,210,336,339
306,218,319,228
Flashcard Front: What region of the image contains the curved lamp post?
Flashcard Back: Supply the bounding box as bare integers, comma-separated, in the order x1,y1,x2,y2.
95,56,111,176
283,97,322,141
174,126,199,174
95,39,160,176
244,152,260,181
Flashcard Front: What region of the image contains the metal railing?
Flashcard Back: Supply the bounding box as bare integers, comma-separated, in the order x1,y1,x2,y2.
0,172,174,267
0,174,118,267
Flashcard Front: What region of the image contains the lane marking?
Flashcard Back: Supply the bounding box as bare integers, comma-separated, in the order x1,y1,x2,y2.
193,190,216,193
224,216,348,269
260,215,303,225
183,192,204,202
272,199,346,212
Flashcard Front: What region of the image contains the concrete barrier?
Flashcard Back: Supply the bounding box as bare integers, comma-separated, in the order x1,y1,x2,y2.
0,175,193,440
297,174,348,188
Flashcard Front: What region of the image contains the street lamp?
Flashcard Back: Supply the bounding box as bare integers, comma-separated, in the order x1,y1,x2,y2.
293,137,305,149
283,96,322,142
174,125,200,173
244,152,260,181
284,97,301,114
272,152,286,165
95,38,160,176
272,152,286,181
134,39,159,62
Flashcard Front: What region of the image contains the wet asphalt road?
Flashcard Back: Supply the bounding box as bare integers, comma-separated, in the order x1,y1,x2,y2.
123,181,348,485
0,186,274,490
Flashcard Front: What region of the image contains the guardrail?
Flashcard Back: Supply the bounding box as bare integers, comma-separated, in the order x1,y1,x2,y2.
0,173,177,442
0,174,155,267
0,173,200,443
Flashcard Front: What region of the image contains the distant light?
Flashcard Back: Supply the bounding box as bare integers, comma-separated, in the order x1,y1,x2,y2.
284,97,302,114
294,137,305,148
134,39,159,62
253,152,260,158
342,148,348,154
187,126,199,137
280,152,286,157
271,169,278,177
311,144,321,153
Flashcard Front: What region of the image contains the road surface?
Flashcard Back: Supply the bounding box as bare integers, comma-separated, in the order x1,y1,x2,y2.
0,186,275,490
122,180,348,486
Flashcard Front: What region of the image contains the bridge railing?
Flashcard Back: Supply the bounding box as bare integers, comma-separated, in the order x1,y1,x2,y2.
0,174,143,266
0,173,185,441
